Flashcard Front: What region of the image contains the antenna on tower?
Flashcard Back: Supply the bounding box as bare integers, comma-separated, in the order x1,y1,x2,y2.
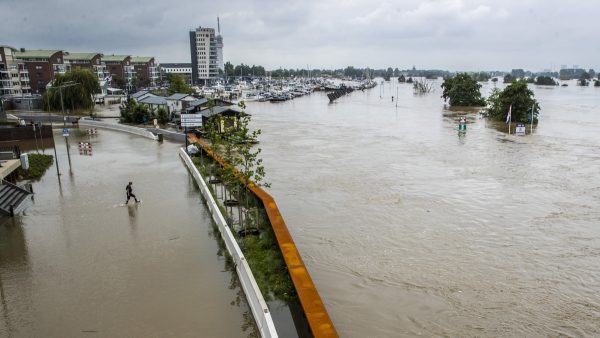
217,17,221,34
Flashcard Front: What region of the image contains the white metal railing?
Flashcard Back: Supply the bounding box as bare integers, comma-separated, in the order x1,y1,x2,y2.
78,118,158,141
179,149,278,338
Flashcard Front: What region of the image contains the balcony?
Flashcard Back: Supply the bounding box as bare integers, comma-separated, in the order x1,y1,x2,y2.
52,64,66,74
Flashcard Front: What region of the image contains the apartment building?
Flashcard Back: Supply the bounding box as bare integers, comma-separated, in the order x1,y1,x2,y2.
0,45,31,97
189,26,219,85
15,49,64,94
103,55,133,89
131,56,159,87
64,52,109,80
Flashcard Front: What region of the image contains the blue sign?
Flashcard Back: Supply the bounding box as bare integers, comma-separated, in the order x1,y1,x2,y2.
62,128,69,137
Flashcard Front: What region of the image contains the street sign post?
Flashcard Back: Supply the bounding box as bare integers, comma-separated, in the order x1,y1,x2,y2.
515,123,526,136
180,114,202,127
180,114,203,152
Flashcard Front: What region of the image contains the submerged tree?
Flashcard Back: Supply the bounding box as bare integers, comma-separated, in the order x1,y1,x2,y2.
441,73,485,106
413,78,434,94
534,76,558,86
503,74,516,84
398,74,406,83
483,80,540,123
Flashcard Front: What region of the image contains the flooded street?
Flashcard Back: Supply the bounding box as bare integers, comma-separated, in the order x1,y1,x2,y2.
0,130,255,337
248,80,600,337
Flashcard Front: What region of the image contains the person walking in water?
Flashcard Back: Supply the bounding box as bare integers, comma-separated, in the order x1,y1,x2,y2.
125,181,139,204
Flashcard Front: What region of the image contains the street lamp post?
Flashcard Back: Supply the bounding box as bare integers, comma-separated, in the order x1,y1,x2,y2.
50,81,79,173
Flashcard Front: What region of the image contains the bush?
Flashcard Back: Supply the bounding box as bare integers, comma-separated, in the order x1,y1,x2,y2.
18,154,53,181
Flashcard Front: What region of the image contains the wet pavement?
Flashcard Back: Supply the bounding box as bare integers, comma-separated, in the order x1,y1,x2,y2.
247,79,600,337
0,129,256,337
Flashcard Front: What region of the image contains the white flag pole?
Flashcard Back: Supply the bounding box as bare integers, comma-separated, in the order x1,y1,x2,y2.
507,104,512,135
530,104,534,134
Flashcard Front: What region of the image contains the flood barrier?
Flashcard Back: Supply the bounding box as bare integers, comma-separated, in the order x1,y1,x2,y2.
188,135,338,338
179,148,278,338
78,118,158,141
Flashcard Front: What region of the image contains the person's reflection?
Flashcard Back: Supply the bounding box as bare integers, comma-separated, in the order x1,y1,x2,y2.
458,130,466,145
127,204,139,235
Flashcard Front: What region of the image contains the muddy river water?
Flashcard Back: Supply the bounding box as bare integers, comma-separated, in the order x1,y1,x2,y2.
0,130,256,337
1,79,599,337
248,79,600,337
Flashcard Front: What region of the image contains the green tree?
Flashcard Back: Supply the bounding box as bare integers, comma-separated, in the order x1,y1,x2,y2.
398,74,406,83
224,61,234,76
43,68,101,112
119,99,150,124
441,73,485,106
167,74,192,94
534,76,557,86
503,74,516,83
156,106,169,124
472,72,491,82
483,80,540,123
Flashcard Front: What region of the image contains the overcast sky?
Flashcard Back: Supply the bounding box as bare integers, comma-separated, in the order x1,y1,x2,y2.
2,0,599,71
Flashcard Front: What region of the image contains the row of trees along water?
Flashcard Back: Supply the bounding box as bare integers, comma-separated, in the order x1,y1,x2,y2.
192,100,296,303
441,73,540,123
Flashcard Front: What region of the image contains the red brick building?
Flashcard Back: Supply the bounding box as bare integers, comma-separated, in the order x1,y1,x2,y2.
64,52,108,80
103,55,133,89
15,49,64,94
131,56,159,87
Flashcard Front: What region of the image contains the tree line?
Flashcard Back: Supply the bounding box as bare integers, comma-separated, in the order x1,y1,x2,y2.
441,73,540,123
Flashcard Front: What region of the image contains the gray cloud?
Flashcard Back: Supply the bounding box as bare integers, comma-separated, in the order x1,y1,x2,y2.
1,0,598,71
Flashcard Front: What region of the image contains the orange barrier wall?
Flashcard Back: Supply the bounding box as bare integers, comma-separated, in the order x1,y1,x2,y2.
188,135,338,338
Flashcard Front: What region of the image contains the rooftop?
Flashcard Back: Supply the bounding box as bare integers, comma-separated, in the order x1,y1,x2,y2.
64,52,101,61
102,54,129,62
15,50,61,59
131,90,150,99
198,106,244,118
160,63,192,68
139,96,167,105
166,93,192,101
130,56,154,64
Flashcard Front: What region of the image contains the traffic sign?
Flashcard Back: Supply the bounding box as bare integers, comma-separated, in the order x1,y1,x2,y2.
62,128,69,137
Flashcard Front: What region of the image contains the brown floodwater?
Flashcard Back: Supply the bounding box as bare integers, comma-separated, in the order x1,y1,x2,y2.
0,129,257,337
247,79,600,337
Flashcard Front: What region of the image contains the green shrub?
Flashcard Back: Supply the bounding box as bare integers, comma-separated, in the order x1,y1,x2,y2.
18,154,54,180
